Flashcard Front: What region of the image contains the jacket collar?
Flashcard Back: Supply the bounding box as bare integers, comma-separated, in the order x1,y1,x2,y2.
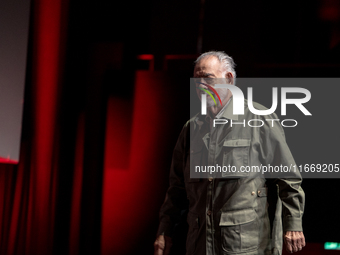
219,96,238,121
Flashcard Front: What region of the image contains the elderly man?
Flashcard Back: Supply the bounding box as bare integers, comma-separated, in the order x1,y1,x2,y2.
154,51,305,255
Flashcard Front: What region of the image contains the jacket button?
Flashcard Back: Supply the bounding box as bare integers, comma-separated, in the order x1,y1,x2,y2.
251,191,255,195
208,177,213,182
258,190,261,195
207,210,212,216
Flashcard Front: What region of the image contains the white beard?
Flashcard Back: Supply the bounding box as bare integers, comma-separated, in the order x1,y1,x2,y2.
203,88,229,108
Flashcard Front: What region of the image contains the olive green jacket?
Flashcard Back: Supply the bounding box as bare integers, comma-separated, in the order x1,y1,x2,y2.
157,98,305,255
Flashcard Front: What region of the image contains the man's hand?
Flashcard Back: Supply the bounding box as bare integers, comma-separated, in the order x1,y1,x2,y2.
154,235,172,255
284,231,306,253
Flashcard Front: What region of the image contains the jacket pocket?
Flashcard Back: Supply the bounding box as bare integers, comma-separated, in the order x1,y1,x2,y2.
222,139,250,178
186,211,199,255
219,208,259,254
186,143,203,182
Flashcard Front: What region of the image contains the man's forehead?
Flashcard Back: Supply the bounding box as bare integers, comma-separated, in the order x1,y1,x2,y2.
194,56,223,76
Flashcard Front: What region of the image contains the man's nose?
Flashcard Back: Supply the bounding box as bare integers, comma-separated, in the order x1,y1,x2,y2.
198,79,208,89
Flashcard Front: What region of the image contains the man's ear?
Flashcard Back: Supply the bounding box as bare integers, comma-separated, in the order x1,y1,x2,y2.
225,72,234,84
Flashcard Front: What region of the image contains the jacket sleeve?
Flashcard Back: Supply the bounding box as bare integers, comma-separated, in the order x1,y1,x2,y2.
259,113,305,232
156,123,189,236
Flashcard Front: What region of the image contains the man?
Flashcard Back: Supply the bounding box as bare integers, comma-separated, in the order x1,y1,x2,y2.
154,51,305,255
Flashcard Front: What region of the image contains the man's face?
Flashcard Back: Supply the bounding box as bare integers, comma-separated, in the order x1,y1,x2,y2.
193,56,231,108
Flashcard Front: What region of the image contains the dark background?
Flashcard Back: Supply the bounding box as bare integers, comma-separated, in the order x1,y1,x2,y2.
68,0,340,253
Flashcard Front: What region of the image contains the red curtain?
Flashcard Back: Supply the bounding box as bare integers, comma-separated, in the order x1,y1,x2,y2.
0,1,76,254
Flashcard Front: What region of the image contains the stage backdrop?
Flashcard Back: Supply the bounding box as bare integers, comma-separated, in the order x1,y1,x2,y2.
0,0,30,163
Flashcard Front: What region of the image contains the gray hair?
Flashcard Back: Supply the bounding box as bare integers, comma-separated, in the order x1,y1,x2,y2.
194,51,237,80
